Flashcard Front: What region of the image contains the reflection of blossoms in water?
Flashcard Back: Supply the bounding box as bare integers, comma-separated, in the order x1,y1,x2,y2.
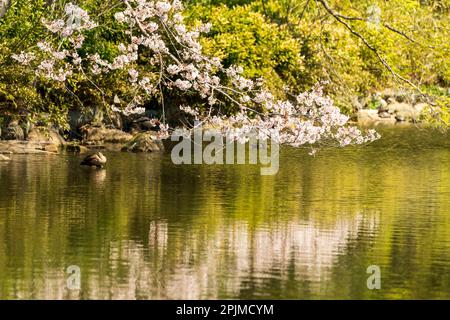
156,212,381,299
9,212,378,299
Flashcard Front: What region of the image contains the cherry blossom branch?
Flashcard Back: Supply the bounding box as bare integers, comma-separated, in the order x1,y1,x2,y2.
11,0,381,151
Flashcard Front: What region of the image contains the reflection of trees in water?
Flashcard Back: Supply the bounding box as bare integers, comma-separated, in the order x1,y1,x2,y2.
143,212,379,299
1,136,449,299
6,212,378,299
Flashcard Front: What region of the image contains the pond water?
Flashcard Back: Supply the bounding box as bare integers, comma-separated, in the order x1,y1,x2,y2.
0,127,449,299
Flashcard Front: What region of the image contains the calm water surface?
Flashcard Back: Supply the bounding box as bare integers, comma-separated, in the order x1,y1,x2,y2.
0,127,449,299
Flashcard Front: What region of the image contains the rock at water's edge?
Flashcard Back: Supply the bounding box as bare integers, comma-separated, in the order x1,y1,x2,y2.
121,132,164,152
1,121,24,141
80,125,133,144
28,127,65,145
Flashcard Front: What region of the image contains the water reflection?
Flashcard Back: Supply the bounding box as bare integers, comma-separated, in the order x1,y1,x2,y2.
0,127,449,299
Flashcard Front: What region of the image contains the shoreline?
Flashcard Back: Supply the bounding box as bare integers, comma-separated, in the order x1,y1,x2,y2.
0,126,164,155
0,121,425,156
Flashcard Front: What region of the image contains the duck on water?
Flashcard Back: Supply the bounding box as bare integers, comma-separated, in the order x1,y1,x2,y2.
80,152,107,168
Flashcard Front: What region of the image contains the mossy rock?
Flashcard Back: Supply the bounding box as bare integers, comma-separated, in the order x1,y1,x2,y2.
121,132,164,153
80,125,132,144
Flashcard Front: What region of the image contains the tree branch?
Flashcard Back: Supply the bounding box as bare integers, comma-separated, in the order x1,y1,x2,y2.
316,0,422,93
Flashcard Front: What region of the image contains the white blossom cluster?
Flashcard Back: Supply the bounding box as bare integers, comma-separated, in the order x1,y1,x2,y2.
12,52,35,65
191,84,380,150
12,0,380,149
12,3,97,82
42,3,97,36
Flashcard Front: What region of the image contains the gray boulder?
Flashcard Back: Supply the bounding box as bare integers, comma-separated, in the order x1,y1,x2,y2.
414,102,428,114
80,125,133,144
387,102,410,113
357,109,379,122
378,110,391,118
395,114,407,122
378,98,388,110
28,127,65,145
387,102,424,122
2,121,24,140
351,96,364,110
121,132,164,152
27,127,65,153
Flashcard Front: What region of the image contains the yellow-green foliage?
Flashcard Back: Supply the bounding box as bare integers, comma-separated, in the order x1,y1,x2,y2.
0,0,449,126
187,4,305,98
0,0,46,122
0,0,134,127
188,0,449,109
421,95,450,129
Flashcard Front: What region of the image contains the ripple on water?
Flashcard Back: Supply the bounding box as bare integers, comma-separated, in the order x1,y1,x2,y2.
0,128,449,299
